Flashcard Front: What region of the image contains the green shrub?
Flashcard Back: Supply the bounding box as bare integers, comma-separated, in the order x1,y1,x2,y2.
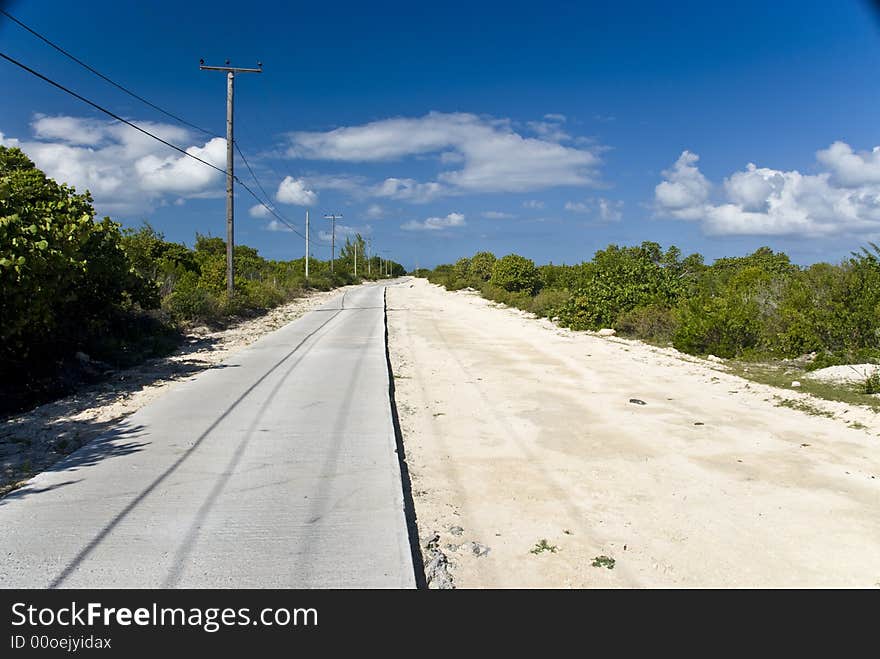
427,263,455,288
673,293,763,358
615,304,678,342
490,254,538,293
862,371,880,395
0,146,157,365
0,147,357,414
162,271,220,323
122,223,199,296
409,241,880,364
242,279,285,310
528,288,569,318
480,283,532,309
537,262,595,291
555,242,687,331
469,252,496,282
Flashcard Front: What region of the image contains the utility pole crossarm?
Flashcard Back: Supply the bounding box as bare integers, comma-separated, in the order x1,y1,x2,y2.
199,64,263,73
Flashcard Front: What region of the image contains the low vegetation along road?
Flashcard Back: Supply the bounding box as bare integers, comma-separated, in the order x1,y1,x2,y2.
388,278,880,588
2,278,879,588
0,284,416,588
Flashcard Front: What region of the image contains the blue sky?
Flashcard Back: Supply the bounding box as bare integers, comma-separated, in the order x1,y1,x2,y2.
3,0,880,269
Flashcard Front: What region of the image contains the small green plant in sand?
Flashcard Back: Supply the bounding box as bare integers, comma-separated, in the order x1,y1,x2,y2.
530,539,558,554
591,555,616,569
860,370,880,395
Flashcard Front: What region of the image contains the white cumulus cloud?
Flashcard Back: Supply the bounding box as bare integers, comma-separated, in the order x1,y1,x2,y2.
32,115,114,146
653,151,711,220
287,112,601,198
401,212,466,231
266,219,295,232
276,176,318,206
0,115,225,216
136,138,226,193
597,198,623,222
374,177,444,203
318,223,368,242
816,141,880,187
249,203,272,218
653,142,880,236
526,120,570,143
365,204,385,219
565,197,623,221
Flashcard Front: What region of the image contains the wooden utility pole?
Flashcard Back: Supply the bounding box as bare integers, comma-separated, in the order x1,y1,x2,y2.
199,59,262,296
305,209,310,280
323,213,342,273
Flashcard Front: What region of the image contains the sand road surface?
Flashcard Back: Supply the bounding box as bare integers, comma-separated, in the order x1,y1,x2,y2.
388,278,880,588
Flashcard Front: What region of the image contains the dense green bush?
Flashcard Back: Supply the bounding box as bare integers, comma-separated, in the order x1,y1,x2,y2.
556,242,691,330
490,254,539,293
537,262,593,291
424,242,880,364
527,288,569,318
124,224,379,326
481,283,533,309
0,146,157,366
425,263,454,287
615,305,678,343
162,271,220,323
453,257,471,281
1,148,374,413
469,251,496,282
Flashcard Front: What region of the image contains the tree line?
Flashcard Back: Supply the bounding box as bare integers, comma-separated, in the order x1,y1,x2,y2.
417,241,880,368
0,146,403,414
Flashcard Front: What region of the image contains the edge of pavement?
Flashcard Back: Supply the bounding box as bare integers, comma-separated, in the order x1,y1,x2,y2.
383,280,427,589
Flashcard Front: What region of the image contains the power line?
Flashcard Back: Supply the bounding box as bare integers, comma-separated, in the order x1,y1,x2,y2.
0,49,308,244
0,51,228,176
0,8,220,138
2,7,288,212
0,10,297,239
233,141,307,240
237,178,307,240
235,141,276,213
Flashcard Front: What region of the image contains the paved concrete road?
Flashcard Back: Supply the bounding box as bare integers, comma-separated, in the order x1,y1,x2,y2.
0,284,417,588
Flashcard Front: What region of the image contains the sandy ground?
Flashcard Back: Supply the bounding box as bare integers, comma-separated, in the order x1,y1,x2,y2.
807,363,879,385
388,278,880,588
0,285,358,495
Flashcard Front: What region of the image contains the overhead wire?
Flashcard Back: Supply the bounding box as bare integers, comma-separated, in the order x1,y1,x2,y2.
0,8,219,138
0,48,308,241
1,10,313,244
0,51,228,176
233,142,309,239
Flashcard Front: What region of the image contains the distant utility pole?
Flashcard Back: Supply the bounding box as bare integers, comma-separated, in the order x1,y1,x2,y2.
354,240,358,277
199,58,262,296
305,209,310,280
323,213,342,272
367,238,372,276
